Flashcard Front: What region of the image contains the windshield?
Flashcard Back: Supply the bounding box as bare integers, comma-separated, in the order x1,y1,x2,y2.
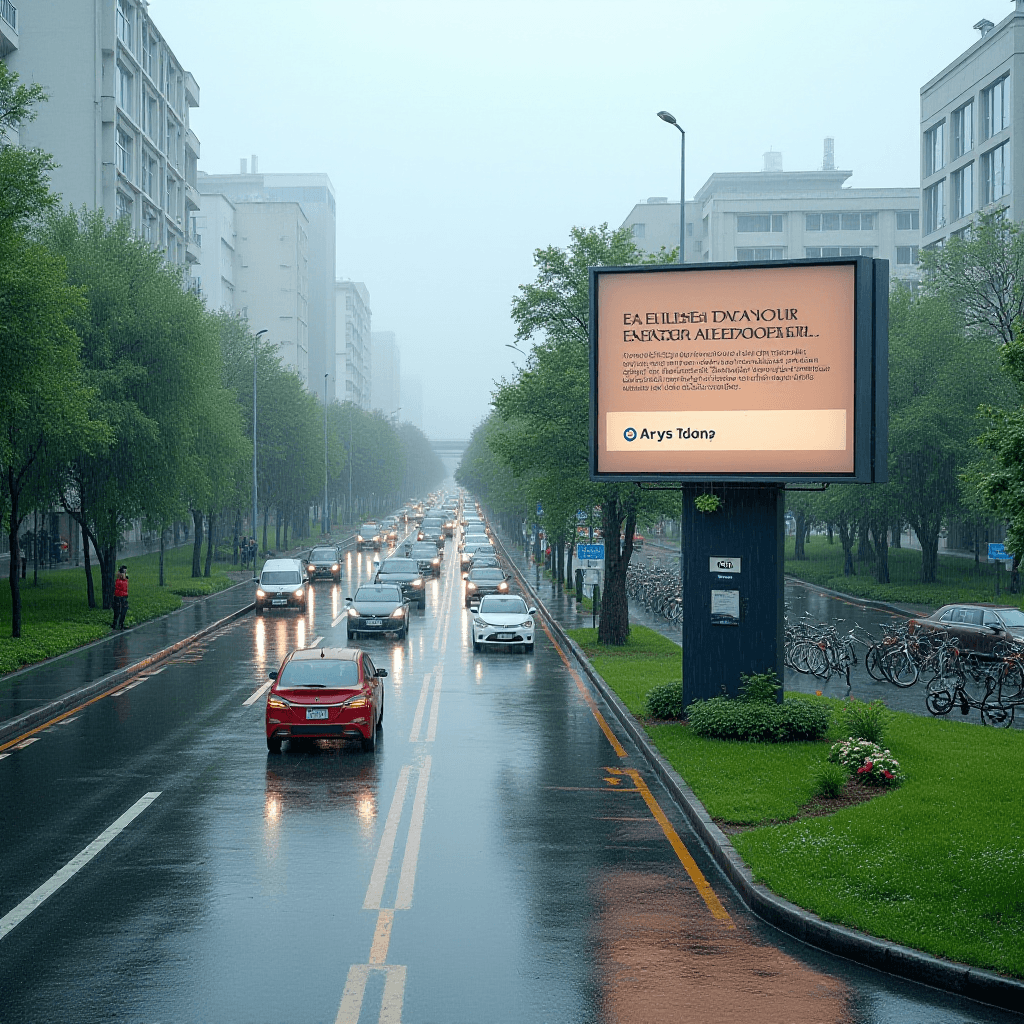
310,548,337,560
422,519,444,528
999,609,1024,628
471,546,494,554
479,596,528,615
472,568,505,580
381,559,418,573
360,524,378,534
355,585,402,603
411,546,437,556
261,571,301,585
277,659,360,689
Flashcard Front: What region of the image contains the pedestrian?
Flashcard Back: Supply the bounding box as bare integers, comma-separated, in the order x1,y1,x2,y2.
249,537,257,567
240,536,249,569
112,565,129,630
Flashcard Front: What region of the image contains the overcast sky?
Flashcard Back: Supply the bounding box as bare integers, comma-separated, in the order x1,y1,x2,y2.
154,0,1002,439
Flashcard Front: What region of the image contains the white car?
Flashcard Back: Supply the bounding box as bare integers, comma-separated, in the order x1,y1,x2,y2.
472,594,536,653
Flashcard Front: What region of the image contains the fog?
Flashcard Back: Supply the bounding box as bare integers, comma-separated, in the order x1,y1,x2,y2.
152,0,998,439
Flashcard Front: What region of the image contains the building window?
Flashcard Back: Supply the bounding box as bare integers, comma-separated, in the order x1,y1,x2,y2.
116,0,132,50
115,190,132,222
142,152,156,197
142,22,156,78
953,163,974,220
116,128,132,179
983,75,1010,139
952,101,974,158
982,142,1010,205
924,180,945,234
806,212,875,231
692,240,701,253
737,247,786,260
924,121,945,176
143,92,157,139
737,214,783,232
896,210,920,231
631,223,645,239
117,65,133,119
805,246,875,258
896,246,920,266
686,222,693,237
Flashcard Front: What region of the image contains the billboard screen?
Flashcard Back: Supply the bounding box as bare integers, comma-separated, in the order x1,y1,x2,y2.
589,257,887,482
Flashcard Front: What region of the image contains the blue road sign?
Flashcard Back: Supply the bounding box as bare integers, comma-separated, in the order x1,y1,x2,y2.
536,502,543,516
989,542,1012,561
577,543,605,561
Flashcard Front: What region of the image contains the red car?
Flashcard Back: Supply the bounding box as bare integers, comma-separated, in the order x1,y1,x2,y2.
265,647,386,753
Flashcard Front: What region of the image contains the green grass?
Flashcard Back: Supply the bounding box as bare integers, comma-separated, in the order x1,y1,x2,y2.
0,544,237,676
568,625,681,716
786,535,1017,609
573,627,1024,977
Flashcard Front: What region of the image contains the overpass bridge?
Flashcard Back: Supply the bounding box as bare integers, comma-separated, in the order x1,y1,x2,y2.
429,438,470,458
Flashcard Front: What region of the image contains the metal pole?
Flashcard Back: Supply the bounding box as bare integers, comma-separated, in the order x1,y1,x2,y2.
253,329,268,579
348,406,353,527
324,373,329,536
678,126,685,263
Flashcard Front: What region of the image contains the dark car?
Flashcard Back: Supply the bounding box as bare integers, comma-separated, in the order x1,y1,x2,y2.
908,604,1024,657
346,583,409,640
356,523,382,551
461,543,495,571
418,517,446,547
407,542,442,576
464,566,511,606
306,545,342,582
375,556,426,609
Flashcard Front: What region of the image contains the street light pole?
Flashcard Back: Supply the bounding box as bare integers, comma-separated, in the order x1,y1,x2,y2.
252,328,269,580
324,373,329,536
657,111,685,262
348,405,353,527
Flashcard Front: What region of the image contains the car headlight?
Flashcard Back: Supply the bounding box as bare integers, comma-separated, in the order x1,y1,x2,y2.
473,617,486,627
332,564,339,571
267,694,291,709
348,607,360,617
412,578,423,587
467,582,477,590
432,558,439,565
357,535,364,542
256,589,265,597
521,619,533,628
498,582,508,591
393,606,406,617
294,588,304,597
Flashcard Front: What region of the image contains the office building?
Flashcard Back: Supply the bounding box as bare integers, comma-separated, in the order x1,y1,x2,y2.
190,192,235,313
11,0,200,269
336,281,372,409
621,143,921,284
197,163,337,400
920,7,1024,248
371,331,401,419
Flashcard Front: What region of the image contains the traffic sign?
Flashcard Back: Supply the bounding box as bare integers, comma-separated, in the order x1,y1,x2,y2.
577,543,605,561
989,542,1012,562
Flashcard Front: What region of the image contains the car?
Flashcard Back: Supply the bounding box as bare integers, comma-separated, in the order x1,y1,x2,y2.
469,555,500,571
256,558,308,613
460,529,489,552
356,523,382,551
346,583,410,640
908,604,1024,657
265,646,386,753
418,517,446,544
306,544,342,582
472,594,536,653
461,543,495,571
375,556,427,609
407,541,442,576
381,517,400,543
464,566,511,606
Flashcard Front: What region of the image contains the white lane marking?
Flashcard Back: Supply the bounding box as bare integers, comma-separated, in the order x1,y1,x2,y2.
379,965,407,1023
146,666,166,675
335,964,370,1024
363,766,412,910
408,673,432,743
308,635,324,648
13,737,39,750
0,791,161,941
332,610,348,628
0,753,10,761
425,672,442,743
335,964,406,1024
111,679,145,695
243,680,273,707
395,756,431,910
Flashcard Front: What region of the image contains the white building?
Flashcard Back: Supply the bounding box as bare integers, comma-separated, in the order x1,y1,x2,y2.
370,331,401,418
920,7,1023,248
197,163,337,400
11,0,200,270
336,281,372,409
190,192,235,313
621,144,921,284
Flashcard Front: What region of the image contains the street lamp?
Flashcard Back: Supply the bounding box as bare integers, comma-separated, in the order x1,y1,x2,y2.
506,343,526,368
252,328,269,579
657,110,685,263
323,373,330,536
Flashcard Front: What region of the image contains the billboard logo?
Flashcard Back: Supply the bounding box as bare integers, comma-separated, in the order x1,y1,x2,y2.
623,427,637,442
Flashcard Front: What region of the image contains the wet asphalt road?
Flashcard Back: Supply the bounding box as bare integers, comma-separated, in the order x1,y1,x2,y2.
0,532,1020,1022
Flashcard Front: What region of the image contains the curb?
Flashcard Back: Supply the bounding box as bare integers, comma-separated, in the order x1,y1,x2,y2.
493,531,1024,1013
783,575,931,618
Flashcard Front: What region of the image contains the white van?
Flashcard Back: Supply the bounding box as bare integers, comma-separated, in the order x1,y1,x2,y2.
256,558,308,613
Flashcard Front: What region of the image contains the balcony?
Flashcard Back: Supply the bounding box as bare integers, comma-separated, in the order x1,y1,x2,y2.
184,180,200,210
0,0,17,58
184,127,200,157
184,71,200,108
185,232,201,264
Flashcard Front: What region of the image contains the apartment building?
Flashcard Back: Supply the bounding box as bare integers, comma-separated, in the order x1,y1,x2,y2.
190,192,235,313
11,0,200,269
370,331,401,418
621,144,921,284
336,281,372,409
197,163,337,400
920,6,1024,248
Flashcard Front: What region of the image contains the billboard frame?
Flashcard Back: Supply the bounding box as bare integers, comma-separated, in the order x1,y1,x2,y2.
588,256,888,484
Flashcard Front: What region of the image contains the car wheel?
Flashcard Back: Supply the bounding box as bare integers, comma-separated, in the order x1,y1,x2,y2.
267,735,282,753
361,724,377,752
255,602,263,614
473,640,480,652
377,696,384,730
525,643,535,653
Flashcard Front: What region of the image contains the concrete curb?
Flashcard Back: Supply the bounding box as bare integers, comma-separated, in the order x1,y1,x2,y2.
783,574,931,618
494,533,1024,1014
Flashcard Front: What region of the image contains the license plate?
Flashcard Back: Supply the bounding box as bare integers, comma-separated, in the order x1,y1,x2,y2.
306,707,329,720
366,619,383,626
498,632,514,640
272,599,287,606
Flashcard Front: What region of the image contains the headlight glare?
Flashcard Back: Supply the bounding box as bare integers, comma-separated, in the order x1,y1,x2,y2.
332,564,339,570
348,607,359,617
412,578,423,586
294,588,304,597
393,607,406,617
256,589,265,597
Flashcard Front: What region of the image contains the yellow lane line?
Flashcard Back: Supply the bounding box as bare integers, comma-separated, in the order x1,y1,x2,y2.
608,767,734,926
368,909,394,964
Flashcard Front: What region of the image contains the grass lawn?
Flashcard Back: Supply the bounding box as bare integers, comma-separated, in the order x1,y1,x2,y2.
0,544,236,676
571,624,1024,978
786,534,1017,609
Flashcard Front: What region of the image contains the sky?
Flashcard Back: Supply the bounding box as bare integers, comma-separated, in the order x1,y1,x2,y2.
153,0,1004,440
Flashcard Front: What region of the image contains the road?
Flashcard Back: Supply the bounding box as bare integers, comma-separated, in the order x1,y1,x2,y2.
0,528,1017,1022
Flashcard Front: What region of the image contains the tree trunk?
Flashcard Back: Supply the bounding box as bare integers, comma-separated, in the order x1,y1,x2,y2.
891,521,902,549
826,522,834,544
793,509,806,559
856,521,874,562
555,537,564,587
233,513,240,566
598,498,634,645
283,510,289,552
33,508,38,587
97,543,116,610
914,519,942,584
872,525,890,584
173,520,180,547
204,510,215,577
275,508,281,552
82,520,96,608
566,539,574,598
262,506,269,555
159,528,166,586
191,509,203,577
7,476,23,638
838,523,855,576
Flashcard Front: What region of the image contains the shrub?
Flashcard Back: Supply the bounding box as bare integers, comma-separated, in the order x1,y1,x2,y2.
811,761,848,798
841,698,889,744
687,696,831,742
738,670,781,703
645,680,683,719
828,737,905,787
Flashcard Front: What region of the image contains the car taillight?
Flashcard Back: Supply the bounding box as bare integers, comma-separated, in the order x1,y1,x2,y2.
267,693,291,709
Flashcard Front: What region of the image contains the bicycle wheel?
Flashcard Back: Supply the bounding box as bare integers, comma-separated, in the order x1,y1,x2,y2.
885,649,919,687
980,701,1015,728
925,678,954,716
865,644,886,681
804,645,830,679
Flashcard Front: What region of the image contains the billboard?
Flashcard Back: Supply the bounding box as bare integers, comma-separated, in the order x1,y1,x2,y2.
589,257,887,482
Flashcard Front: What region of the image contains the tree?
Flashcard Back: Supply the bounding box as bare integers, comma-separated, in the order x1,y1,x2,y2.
0,64,57,231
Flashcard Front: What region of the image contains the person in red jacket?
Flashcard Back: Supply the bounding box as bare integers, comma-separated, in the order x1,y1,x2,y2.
112,565,129,630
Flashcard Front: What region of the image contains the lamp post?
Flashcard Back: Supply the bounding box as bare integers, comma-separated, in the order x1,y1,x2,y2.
657,110,685,262
252,328,268,579
323,373,329,536
505,343,526,368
